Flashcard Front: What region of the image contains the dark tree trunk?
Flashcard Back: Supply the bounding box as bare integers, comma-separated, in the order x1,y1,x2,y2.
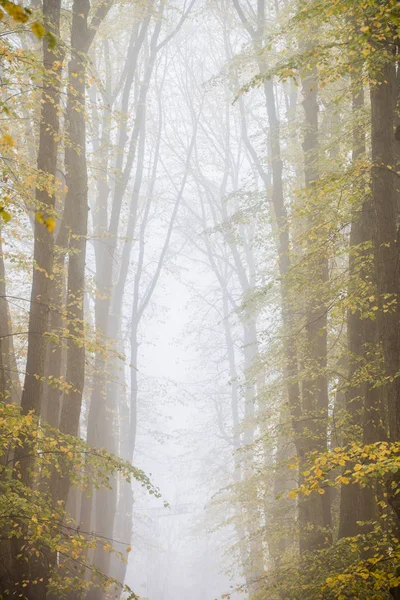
339,73,385,539
370,60,400,519
10,1,63,596
16,0,62,479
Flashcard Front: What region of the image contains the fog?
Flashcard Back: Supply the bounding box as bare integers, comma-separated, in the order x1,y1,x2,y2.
1,0,399,599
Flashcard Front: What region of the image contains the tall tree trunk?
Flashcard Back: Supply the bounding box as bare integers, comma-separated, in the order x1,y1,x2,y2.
16,0,62,480
370,58,400,518
223,286,263,594
58,0,90,442
11,1,63,596
339,72,384,539
242,319,265,593
298,62,331,552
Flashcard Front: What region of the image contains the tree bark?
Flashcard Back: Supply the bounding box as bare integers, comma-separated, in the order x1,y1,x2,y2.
370,59,400,519
339,72,384,539
11,1,63,596
16,0,62,480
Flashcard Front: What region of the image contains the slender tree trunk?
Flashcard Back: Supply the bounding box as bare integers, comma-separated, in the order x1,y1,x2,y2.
42,219,69,427
224,289,261,594
242,319,265,593
0,234,20,404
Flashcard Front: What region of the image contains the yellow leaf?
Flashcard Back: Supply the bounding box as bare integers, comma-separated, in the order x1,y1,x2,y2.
44,217,56,232
3,3,29,23
0,207,11,223
31,21,46,39
0,133,14,147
